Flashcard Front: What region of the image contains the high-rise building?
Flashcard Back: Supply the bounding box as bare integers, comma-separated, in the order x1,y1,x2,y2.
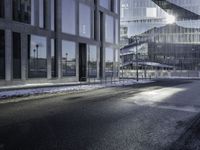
0,0,120,86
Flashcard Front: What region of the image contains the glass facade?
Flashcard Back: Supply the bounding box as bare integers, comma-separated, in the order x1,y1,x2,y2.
88,45,97,77
28,35,47,78
62,40,76,77
13,32,21,79
0,0,119,83
105,47,114,77
121,0,200,74
105,15,114,43
0,30,5,79
79,3,91,38
61,0,76,35
0,0,4,18
99,0,110,9
120,0,169,38
12,0,32,24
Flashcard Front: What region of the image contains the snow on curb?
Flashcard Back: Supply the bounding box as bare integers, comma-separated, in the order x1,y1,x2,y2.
0,80,153,99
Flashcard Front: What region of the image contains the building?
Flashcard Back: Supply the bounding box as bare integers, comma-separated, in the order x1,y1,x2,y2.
120,0,200,72
120,0,171,44
0,0,120,86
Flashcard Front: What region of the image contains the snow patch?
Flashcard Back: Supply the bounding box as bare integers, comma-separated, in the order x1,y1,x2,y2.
0,80,153,99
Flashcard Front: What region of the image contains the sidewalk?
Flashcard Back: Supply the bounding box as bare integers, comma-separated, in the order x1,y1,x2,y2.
0,79,153,100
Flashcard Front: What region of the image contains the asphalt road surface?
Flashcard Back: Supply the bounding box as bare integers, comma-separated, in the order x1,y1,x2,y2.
0,79,200,150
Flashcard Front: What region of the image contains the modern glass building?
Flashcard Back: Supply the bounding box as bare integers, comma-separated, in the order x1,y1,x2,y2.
120,0,200,74
0,0,120,85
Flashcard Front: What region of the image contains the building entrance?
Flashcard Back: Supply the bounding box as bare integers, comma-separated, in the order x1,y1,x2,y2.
79,43,87,81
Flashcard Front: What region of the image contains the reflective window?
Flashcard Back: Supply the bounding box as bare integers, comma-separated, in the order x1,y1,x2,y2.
39,0,45,28
13,32,21,79
28,35,47,78
50,0,55,31
79,3,91,38
0,0,4,17
51,39,56,77
105,47,114,77
100,0,110,9
0,30,5,79
13,0,33,24
105,15,114,43
61,0,76,35
88,45,97,77
62,40,76,77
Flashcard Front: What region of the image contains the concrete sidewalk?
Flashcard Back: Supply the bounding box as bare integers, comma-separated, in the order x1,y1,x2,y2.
0,79,153,100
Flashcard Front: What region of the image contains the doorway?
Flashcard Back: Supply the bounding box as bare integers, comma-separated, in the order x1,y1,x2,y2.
79,43,87,81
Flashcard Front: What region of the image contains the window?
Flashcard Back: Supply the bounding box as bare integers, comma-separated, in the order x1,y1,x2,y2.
50,0,55,31
13,0,33,24
105,47,114,77
51,39,56,77
88,45,97,77
62,40,76,77
28,35,47,78
0,30,5,79
61,0,76,34
105,15,114,43
39,0,45,28
100,0,110,9
0,0,4,17
79,3,91,38
13,32,21,79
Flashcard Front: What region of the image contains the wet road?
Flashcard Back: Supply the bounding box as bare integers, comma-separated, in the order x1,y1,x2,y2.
0,79,199,150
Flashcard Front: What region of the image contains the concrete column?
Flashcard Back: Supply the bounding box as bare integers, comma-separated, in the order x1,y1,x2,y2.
97,46,100,79
75,0,79,81
5,30,12,81
4,0,12,20
21,33,28,81
94,6,100,41
76,0,79,36
34,0,39,27
55,0,62,79
56,38,62,79
102,14,106,79
76,43,79,81
47,38,51,79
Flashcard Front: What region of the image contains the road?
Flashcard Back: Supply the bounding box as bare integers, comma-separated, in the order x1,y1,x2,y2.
0,79,199,150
